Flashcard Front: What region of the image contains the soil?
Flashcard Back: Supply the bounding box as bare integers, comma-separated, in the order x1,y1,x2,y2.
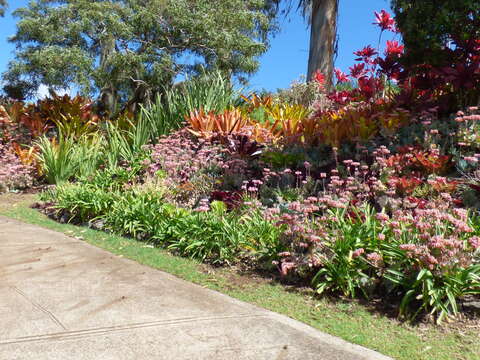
0,191,36,212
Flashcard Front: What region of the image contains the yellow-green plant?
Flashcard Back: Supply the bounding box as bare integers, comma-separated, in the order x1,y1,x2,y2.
53,114,98,139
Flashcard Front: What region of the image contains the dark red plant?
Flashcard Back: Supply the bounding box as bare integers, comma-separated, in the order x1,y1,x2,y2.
349,63,367,79
209,190,243,210
385,40,404,57
327,9,480,115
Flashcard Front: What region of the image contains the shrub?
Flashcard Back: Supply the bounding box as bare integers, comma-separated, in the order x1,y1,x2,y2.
147,129,224,185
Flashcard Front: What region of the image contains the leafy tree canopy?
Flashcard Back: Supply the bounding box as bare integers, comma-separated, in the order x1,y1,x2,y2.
3,0,278,106
0,0,7,16
391,0,480,68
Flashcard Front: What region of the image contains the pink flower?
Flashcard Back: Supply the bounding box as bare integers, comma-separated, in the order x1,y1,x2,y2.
464,156,478,163
399,244,416,252
468,236,480,250
280,261,296,276
352,248,365,258
367,252,383,267
378,233,386,241
376,213,389,222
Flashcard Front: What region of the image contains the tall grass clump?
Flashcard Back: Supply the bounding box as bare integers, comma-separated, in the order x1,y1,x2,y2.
36,132,104,184
103,117,152,167
140,71,238,139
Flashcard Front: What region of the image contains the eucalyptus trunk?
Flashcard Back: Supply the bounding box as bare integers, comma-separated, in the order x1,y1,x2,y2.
98,35,118,117
306,0,338,90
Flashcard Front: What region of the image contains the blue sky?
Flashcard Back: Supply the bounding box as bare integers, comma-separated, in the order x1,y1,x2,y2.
0,0,393,95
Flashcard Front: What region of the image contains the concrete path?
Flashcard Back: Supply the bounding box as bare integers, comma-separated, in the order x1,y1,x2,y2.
0,216,391,360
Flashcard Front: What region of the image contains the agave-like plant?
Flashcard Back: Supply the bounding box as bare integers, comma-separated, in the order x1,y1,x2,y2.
241,93,273,111
253,103,312,144
186,108,250,138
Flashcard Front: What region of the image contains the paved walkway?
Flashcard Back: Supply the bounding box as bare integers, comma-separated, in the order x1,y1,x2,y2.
0,216,391,360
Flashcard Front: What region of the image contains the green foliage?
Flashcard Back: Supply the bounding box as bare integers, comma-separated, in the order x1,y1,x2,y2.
4,0,277,103
36,135,77,184
391,0,480,68
261,150,305,169
0,0,7,17
81,165,142,190
103,118,151,166
166,211,245,264
43,177,284,265
46,183,118,222
36,131,105,184
312,206,379,298
386,266,480,324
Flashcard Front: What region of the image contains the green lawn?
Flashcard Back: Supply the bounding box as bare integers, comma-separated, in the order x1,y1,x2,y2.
1,193,479,360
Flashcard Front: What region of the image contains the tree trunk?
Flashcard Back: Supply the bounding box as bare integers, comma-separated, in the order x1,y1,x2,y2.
98,35,118,117
306,0,338,90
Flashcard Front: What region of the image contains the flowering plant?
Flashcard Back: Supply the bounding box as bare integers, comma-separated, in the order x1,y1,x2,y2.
0,143,34,192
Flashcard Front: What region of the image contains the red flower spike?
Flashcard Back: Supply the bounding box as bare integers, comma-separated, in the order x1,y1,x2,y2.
313,70,326,88
349,63,367,79
385,40,404,57
354,45,378,63
334,68,350,83
374,10,396,32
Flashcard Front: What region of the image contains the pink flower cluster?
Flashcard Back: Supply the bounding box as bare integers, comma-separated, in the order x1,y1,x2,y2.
147,129,225,184
381,204,478,272
0,143,34,192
